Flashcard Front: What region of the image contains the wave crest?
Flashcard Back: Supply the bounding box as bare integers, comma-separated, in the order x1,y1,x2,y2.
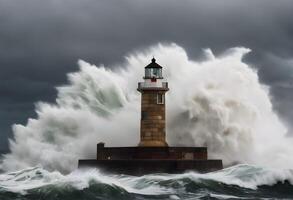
1,165,293,199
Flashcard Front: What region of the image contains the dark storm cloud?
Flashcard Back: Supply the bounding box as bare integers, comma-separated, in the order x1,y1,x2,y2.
0,0,293,150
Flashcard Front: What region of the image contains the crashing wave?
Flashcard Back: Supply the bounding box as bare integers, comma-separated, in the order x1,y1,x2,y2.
1,43,293,173
1,165,293,199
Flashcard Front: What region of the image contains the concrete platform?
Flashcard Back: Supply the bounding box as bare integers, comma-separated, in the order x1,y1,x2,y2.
78,145,223,175
78,159,223,175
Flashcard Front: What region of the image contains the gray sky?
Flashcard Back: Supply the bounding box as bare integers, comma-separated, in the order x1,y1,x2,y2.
0,0,293,150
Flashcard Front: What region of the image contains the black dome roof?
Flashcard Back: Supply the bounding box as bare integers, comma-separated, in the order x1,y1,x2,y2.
145,58,163,68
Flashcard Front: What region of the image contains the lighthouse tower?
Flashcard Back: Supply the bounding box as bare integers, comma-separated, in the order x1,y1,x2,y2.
137,58,169,147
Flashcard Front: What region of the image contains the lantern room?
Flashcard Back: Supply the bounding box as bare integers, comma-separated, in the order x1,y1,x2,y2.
144,58,163,80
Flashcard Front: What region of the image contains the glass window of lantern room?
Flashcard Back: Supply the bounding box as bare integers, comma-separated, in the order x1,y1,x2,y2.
153,68,158,77
153,68,162,78
157,93,164,104
145,68,151,78
158,69,162,77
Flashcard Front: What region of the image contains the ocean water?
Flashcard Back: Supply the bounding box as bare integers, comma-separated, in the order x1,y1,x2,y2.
1,164,293,200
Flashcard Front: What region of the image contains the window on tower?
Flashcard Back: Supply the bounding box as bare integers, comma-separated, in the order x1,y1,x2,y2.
157,94,164,104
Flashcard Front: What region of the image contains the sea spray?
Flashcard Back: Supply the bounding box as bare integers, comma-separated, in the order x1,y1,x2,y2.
1,43,292,173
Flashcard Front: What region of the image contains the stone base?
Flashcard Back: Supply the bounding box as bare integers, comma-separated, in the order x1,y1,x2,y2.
78,146,223,175
78,159,223,175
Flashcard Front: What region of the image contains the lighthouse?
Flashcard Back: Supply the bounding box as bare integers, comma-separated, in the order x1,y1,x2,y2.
78,58,223,175
137,58,169,147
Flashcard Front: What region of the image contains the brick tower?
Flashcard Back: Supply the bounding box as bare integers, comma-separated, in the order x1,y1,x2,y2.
137,58,169,147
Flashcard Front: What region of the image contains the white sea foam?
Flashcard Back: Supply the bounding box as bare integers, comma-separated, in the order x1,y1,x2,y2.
0,165,293,195
0,166,172,195
1,43,293,173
